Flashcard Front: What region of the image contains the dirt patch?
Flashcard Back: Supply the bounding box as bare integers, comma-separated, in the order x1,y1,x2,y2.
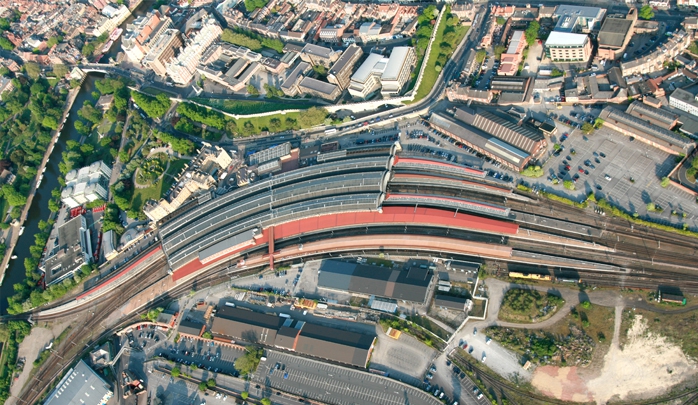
8,320,72,401
532,309,698,404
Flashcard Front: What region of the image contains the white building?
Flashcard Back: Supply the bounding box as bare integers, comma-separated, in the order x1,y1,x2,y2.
61,161,112,209
166,17,222,84
553,5,606,33
348,53,387,99
44,360,112,405
545,31,592,62
670,88,698,117
380,47,416,97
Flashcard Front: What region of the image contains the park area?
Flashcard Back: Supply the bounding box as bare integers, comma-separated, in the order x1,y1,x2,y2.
497,288,564,323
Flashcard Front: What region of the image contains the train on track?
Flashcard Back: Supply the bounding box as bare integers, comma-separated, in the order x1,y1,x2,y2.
508,271,580,283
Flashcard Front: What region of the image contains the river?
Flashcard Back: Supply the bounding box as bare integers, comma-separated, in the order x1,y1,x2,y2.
100,0,153,63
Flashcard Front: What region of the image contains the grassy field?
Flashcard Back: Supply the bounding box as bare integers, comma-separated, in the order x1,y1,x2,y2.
193,98,314,115
498,288,564,323
470,298,487,318
408,22,470,104
235,111,305,137
130,157,187,212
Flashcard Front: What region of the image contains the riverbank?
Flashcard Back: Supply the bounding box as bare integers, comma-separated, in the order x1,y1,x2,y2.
0,85,81,288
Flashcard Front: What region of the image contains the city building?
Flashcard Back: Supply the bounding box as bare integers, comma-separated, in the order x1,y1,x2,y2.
597,10,637,61
280,61,311,97
210,307,376,367
299,44,341,67
490,76,533,103
349,53,386,99
298,77,341,101
621,30,691,76
317,259,434,304
44,360,112,405
121,10,172,64
428,107,547,171
319,25,345,43
626,101,679,129
446,85,493,103
142,29,183,77
380,46,416,97
61,161,112,209
433,295,470,311
144,145,233,223
553,5,606,33
545,31,592,62
166,17,222,84
499,31,526,76
358,22,383,43
670,87,698,117
89,4,130,37
327,44,363,90
598,106,695,155
41,215,93,286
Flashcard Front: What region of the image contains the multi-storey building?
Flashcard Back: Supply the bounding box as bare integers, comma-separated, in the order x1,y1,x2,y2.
143,29,183,77
348,53,386,99
327,44,363,90
499,31,526,76
670,88,698,117
298,77,341,101
122,11,172,64
166,17,222,84
545,31,592,62
299,43,342,67
380,46,416,97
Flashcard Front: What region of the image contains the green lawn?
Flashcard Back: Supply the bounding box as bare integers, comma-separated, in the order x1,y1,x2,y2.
130,158,187,211
193,98,314,115
235,111,305,137
407,23,470,104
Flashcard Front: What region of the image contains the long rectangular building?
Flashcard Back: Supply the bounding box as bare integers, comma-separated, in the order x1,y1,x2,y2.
210,307,375,367
317,259,433,303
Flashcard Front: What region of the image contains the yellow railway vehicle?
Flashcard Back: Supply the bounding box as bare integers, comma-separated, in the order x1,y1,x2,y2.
508,271,552,281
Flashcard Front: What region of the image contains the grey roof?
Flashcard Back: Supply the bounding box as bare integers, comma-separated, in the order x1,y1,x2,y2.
554,5,605,31
626,101,678,128
302,43,335,59
211,306,283,344
598,17,634,48
198,228,258,262
329,44,361,76
455,108,544,154
600,106,694,150
281,61,310,90
43,216,90,285
295,323,375,368
299,77,339,95
317,260,432,303
45,360,112,405
433,295,468,311
449,261,480,272
179,320,204,336
275,326,301,349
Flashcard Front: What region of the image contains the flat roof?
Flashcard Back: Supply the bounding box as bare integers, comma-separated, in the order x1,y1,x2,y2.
598,17,634,48
545,31,589,47
351,53,384,84
318,259,432,303
382,47,412,81
45,360,112,405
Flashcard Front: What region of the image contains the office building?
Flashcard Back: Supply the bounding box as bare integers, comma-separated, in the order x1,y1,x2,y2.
670,88,698,117
545,31,592,62
166,17,222,84
44,360,112,405
280,61,311,97
121,11,172,64
299,44,341,67
349,53,386,99
327,44,363,90
143,29,183,77
298,77,341,101
61,161,112,209
41,215,93,286
380,47,416,97
553,5,606,32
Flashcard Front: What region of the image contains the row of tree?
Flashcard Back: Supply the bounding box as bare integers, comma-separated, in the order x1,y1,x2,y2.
220,27,284,54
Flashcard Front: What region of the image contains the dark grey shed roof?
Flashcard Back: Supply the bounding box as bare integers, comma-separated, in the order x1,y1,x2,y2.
433,295,468,311
295,323,375,367
179,320,205,337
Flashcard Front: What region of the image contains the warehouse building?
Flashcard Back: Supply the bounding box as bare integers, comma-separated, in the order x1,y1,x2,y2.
44,360,112,405
598,106,695,155
210,307,376,367
433,295,470,311
597,10,637,60
317,259,434,304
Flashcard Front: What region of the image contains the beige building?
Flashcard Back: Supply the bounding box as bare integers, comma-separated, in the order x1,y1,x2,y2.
380,46,416,97
327,44,363,90
545,31,592,62
143,29,183,77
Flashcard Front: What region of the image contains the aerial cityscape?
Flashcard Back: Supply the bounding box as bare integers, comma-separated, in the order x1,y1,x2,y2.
0,0,698,404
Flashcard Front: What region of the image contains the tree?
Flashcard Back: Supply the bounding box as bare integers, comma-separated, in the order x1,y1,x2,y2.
261,399,271,405
647,202,656,211
2,185,27,206
206,379,216,388
0,36,14,51
234,346,264,376
524,21,540,47
241,392,249,400
496,16,506,26
24,62,41,79
247,84,259,96
131,90,170,118
47,36,62,47
563,180,575,190
171,366,181,378
244,0,269,13
475,49,486,64
551,68,564,78
639,5,655,20
198,382,207,391
53,64,69,78
494,45,507,60
298,107,329,128
661,177,670,188
202,331,213,339
581,122,594,134
42,116,59,130
581,301,591,309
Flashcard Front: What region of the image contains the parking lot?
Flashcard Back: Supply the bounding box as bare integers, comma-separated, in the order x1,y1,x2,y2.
253,350,442,405
125,325,168,357
427,357,491,405
370,332,438,387
154,338,245,378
